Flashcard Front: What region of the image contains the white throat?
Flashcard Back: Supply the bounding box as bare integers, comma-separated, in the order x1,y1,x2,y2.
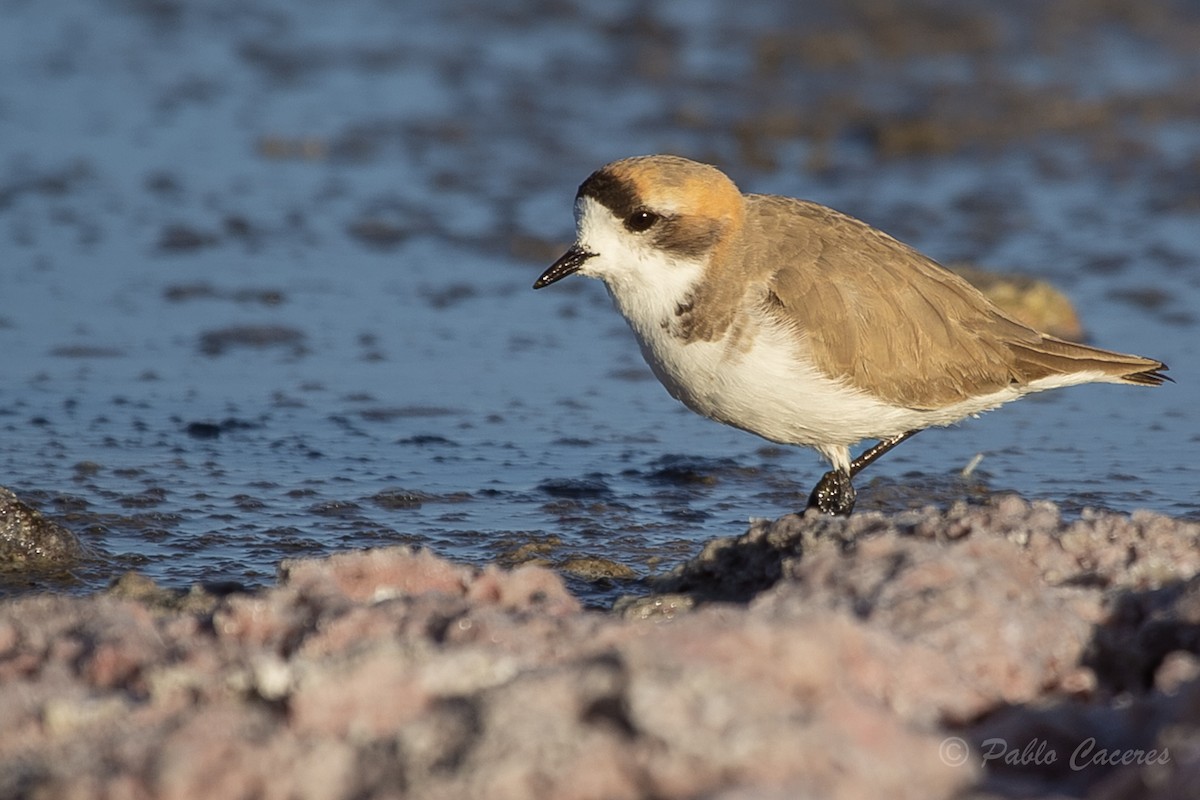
573,198,706,340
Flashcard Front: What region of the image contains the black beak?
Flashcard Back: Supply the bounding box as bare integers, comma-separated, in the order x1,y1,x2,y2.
533,245,596,289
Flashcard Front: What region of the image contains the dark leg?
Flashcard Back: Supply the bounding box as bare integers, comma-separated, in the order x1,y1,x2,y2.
806,430,920,516
849,430,920,477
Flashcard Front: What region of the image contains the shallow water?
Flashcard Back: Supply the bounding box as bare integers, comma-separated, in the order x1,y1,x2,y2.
2,0,1198,605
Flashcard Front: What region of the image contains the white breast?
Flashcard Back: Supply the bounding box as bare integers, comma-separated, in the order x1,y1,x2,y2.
595,249,915,445
602,259,1041,462
627,296,917,443
572,198,1034,471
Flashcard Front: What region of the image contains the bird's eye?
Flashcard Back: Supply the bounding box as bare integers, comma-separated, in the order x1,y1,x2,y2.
623,209,661,233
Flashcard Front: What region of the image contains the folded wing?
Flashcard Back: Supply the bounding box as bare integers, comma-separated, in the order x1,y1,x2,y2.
749,196,1167,410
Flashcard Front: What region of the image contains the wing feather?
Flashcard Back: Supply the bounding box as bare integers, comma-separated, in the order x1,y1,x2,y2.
746,195,1165,409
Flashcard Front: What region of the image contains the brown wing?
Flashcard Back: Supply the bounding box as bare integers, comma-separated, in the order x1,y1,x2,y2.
746,195,1167,410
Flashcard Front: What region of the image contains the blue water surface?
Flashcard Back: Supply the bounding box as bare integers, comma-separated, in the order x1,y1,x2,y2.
1,0,1197,602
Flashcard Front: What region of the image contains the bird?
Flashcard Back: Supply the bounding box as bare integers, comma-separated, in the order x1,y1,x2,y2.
532,155,1170,516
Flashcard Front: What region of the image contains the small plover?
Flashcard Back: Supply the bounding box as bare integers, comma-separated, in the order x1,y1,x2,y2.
534,155,1169,515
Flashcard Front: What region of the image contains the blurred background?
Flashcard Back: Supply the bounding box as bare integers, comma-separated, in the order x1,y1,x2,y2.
1,0,1197,604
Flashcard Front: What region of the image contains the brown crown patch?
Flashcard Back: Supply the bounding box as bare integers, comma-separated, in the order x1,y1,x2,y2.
606,155,744,225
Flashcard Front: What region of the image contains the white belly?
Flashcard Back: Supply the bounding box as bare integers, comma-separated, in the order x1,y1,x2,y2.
632,317,914,446
597,257,1031,468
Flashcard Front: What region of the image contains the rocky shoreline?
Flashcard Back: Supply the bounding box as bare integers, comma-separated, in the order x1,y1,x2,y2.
2,493,1199,798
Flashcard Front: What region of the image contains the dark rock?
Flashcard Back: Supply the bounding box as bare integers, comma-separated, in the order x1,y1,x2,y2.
158,224,219,252
0,486,88,567
537,477,611,498
198,325,306,357
185,421,222,439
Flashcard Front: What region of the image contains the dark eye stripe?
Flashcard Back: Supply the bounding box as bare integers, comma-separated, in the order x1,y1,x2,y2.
651,217,724,259
576,166,722,259
577,168,639,221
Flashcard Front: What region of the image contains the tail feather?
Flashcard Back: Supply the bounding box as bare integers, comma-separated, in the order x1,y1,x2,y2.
1009,336,1170,387
1123,366,1172,386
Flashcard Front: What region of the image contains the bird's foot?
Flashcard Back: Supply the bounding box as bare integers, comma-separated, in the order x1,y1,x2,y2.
806,469,856,516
